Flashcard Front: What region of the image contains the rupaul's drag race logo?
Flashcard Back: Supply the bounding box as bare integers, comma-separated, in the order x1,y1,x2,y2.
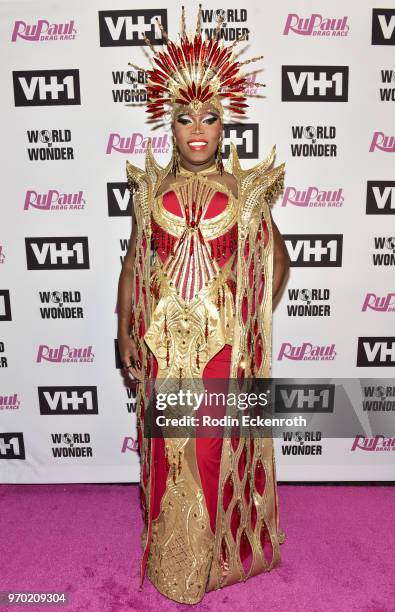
283,13,350,37
369,132,395,153
277,342,337,361
351,435,395,452
281,185,344,208
121,437,139,453
243,73,260,96
26,129,74,161
24,189,85,211
362,292,395,312
36,344,95,364
106,132,170,155
11,19,77,42
0,394,20,411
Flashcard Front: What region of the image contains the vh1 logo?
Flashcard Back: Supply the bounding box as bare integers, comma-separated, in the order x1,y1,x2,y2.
13,69,81,106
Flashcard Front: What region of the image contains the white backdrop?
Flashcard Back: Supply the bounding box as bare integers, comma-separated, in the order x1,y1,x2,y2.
0,0,394,483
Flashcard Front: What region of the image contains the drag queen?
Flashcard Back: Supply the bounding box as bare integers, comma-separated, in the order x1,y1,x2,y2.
117,6,290,604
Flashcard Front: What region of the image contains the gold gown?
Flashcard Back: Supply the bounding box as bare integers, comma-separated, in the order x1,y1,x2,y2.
126,140,286,604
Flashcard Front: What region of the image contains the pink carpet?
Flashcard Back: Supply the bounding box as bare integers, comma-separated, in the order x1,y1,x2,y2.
0,484,393,611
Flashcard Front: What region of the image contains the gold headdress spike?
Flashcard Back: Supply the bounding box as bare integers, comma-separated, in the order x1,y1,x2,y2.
213,11,225,40
142,34,156,54
128,4,266,122
195,4,202,36
228,31,248,51
128,62,148,73
181,5,186,38
154,17,169,42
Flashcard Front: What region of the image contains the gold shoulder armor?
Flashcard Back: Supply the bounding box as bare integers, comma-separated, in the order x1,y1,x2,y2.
225,142,285,208
126,138,172,194
125,159,146,194
126,139,172,224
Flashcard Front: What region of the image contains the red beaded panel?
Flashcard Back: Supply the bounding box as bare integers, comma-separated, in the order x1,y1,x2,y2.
152,190,237,268
151,190,238,303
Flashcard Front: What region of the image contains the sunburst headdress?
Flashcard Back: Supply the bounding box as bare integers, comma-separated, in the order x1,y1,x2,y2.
128,4,265,123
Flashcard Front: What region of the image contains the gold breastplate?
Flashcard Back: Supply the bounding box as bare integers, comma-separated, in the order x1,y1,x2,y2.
144,174,238,380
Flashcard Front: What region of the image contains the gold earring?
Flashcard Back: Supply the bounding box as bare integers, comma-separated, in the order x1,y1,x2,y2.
216,136,224,175
171,134,180,176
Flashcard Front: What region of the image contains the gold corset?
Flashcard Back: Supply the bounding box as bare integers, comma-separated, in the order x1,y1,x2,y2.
144,174,238,380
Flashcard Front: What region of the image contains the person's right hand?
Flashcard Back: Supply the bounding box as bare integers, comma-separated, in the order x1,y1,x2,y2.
118,333,143,382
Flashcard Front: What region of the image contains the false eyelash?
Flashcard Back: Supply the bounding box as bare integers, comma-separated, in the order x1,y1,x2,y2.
203,115,219,125
176,114,219,126
176,116,193,125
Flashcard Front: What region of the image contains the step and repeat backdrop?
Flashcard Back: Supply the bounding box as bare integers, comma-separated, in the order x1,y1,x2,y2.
0,0,394,482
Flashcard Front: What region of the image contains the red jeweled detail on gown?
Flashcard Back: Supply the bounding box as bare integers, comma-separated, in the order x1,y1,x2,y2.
151,190,238,273
151,189,238,304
